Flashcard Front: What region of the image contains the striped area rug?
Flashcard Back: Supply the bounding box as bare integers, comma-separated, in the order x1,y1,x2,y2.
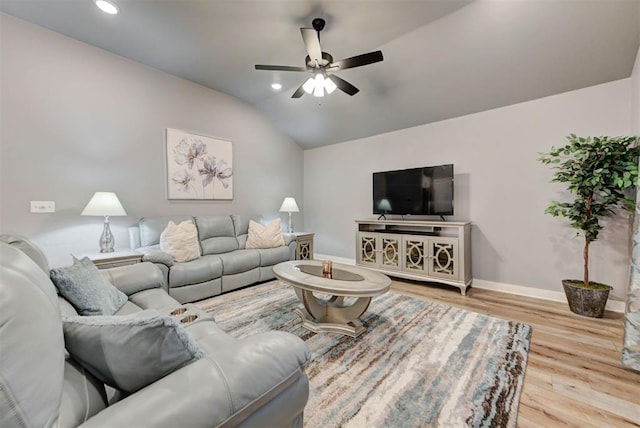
196,281,531,428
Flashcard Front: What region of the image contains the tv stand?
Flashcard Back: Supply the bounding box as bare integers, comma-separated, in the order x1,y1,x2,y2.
355,219,472,295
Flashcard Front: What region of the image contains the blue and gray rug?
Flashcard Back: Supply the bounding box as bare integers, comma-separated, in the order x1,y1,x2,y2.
197,281,531,428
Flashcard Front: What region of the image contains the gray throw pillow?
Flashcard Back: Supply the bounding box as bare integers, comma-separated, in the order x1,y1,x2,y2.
63,311,204,392
50,256,127,315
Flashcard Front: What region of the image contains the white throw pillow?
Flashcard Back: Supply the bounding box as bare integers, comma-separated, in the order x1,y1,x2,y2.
246,219,285,249
160,220,201,263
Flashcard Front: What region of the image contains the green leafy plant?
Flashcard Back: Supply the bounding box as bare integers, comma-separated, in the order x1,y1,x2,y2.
538,134,640,287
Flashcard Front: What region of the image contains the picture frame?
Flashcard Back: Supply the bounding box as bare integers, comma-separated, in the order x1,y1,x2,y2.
166,128,233,200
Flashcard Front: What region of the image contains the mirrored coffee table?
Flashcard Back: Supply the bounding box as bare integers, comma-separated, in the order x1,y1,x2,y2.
273,260,391,337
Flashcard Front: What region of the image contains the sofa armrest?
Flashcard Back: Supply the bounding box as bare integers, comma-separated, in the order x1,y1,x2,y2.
282,233,296,246
78,358,233,428
134,251,172,293
79,331,310,428
209,331,310,400
100,262,164,296
282,234,297,260
141,251,174,267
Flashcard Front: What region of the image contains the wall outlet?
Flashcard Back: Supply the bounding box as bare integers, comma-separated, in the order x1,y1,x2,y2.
30,201,55,213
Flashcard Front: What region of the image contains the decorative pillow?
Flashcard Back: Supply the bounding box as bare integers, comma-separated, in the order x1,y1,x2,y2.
246,218,285,249
160,220,201,263
50,257,127,316
62,311,204,393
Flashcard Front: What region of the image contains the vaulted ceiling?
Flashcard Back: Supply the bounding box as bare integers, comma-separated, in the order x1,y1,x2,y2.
1,0,639,149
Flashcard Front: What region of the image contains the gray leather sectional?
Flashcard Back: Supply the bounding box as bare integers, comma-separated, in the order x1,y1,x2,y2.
129,214,296,303
0,235,310,427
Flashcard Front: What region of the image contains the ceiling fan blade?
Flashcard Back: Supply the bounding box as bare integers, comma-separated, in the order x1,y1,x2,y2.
255,64,309,72
327,75,359,96
300,28,323,66
291,81,306,98
331,51,384,70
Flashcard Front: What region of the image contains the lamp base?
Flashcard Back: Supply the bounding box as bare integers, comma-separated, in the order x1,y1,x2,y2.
288,212,294,233
99,218,115,253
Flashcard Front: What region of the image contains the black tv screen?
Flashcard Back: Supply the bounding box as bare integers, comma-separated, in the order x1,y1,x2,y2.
373,164,454,216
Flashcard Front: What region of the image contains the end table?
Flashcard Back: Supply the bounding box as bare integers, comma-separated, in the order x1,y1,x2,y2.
292,232,314,260
74,250,143,269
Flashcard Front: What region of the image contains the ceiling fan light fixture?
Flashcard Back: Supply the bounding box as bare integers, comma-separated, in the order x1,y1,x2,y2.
254,18,384,99
302,77,315,94
313,73,325,97
95,0,119,15
324,77,337,94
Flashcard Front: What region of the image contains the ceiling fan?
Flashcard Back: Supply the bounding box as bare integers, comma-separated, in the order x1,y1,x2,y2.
255,18,384,98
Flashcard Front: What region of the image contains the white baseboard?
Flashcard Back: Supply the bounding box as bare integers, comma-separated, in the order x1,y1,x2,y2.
472,279,625,313
315,254,625,313
315,254,356,266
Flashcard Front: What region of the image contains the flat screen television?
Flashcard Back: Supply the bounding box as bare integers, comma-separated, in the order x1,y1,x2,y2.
373,164,454,216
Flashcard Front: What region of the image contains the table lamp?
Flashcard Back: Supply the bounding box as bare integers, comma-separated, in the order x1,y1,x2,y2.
81,192,127,253
279,197,299,233
377,198,392,220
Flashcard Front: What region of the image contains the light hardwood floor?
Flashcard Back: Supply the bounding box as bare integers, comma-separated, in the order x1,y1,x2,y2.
390,279,640,428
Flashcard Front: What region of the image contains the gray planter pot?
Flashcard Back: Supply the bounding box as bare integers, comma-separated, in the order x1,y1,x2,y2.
562,279,612,318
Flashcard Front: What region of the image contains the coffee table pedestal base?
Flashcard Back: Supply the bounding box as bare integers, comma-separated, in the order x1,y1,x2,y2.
294,288,371,337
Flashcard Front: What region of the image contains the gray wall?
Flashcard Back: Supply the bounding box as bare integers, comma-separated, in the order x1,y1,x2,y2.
304,78,634,300
0,14,304,267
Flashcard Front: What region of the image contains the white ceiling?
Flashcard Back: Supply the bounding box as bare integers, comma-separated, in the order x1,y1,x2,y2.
1,0,639,149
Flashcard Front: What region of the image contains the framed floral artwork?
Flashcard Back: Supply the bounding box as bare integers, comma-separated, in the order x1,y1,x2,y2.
166,128,233,200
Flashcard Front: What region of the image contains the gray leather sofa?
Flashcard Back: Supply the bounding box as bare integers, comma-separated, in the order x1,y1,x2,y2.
129,214,296,303
0,235,310,428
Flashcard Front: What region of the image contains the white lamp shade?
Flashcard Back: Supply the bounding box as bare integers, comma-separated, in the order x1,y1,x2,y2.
313,73,325,97
324,77,337,94
81,192,127,216
302,74,336,97
279,197,299,213
302,77,315,94
378,198,392,211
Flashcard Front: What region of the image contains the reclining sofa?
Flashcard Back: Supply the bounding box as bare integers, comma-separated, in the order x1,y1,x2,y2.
129,214,296,303
0,235,310,428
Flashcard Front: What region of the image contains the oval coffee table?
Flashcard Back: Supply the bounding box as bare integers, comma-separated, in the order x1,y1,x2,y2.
273,260,391,337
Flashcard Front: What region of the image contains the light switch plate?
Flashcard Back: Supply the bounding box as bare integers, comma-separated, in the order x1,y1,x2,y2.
30,201,55,213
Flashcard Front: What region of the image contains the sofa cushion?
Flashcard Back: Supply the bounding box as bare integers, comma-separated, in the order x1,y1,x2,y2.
218,249,261,275
50,257,127,316
138,215,194,247
160,220,201,263
129,288,185,311
169,255,223,288
58,357,108,427
114,300,145,315
100,262,164,296
256,246,291,267
196,215,240,255
62,312,204,393
246,219,285,249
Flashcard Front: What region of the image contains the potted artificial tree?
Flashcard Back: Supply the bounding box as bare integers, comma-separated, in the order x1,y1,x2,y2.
539,134,640,318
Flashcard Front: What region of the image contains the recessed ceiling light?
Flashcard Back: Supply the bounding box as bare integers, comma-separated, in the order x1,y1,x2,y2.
271,83,282,90
95,0,119,15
